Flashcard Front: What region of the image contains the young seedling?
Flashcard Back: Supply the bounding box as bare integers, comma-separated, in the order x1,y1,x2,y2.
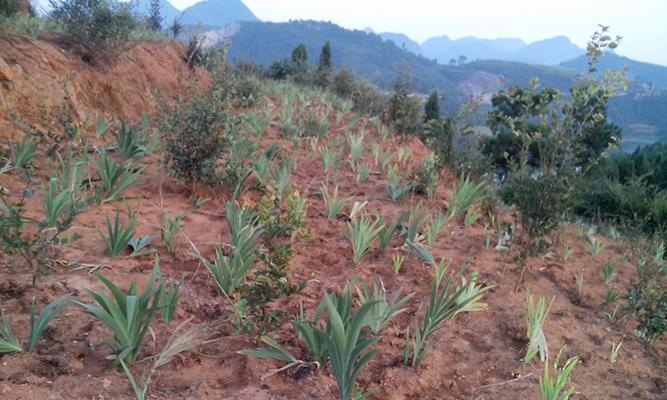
523,295,553,368
539,350,579,400
576,270,585,298
196,203,263,298
162,212,183,255
610,341,622,364
447,174,486,220
562,246,573,262
403,260,490,366
94,151,142,205
392,254,404,274
120,323,207,400
27,295,72,352
101,210,137,257
601,261,616,284
587,236,604,257
80,260,162,366
356,281,412,335
426,212,447,248
346,213,383,263
321,184,346,220
0,313,22,354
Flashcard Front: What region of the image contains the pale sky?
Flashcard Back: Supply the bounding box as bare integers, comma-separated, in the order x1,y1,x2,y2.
168,0,667,66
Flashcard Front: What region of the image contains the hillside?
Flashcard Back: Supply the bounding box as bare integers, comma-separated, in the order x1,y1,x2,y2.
0,31,666,400
378,32,422,55
224,20,580,102
420,34,583,65
560,51,667,89
220,20,666,151
135,0,259,28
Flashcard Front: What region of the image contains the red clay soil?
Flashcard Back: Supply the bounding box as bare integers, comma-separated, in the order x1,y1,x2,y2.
0,37,665,400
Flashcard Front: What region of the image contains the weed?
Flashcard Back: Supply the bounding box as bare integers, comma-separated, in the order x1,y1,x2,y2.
158,279,180,324
128,236,154,258
562,246,573,262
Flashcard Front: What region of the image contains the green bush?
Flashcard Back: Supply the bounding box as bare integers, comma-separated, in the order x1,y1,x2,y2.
49,0,139,62
162,92,228,185
0,0,20,17
332,69,387,117
626,256,667,344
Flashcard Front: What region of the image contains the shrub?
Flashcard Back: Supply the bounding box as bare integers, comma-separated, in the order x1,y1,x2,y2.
162,92,228,185
49,0,139,63
626,256,667,344
0,0,20,17
386,74,421,135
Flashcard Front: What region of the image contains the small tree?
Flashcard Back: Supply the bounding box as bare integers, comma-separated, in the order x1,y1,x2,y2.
424,90,441,122
291,43,308,67
386,70,421,135
0,0,20,17
458,55,467,65
146,0,163,31
168,16,183,40
49,0,139,63
317,41,333,87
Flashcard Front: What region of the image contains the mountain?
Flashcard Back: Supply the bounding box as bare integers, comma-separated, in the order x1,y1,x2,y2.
135,0,259,28
420,35,581,65
181,0,258,27
510,36,584,65
378,32,422,56
560,52,667,90
222,20,577,104
216,19,665,152
136,0,181,24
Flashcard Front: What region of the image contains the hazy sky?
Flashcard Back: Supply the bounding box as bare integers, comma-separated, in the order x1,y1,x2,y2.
167,0,667,65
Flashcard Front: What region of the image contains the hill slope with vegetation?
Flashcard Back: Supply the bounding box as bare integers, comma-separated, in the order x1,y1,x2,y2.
0,3,665,400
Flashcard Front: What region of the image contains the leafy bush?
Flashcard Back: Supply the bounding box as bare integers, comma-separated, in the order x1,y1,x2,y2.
386,74,422,136
162,92,228,185
0,0,19,17
49,0,139,62
626,256,666,344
